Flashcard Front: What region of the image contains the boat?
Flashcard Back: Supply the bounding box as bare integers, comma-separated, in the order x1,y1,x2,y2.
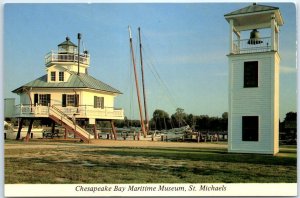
128,27,194,141
4,121,44,140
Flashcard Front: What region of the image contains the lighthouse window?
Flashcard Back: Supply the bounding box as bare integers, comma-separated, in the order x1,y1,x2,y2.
51,71,56,81
39,94,51,106
59,72,64,81
94,96,104,109
242,116,259,141
62,94,79,107
244,61,258,87
66,95,74,106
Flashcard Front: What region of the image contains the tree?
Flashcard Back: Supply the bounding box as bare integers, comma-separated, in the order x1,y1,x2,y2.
195,115,210,131
222,112,228,120
152,109,170,130
221,112,228,131
186,114,195,129
281,112,297,144
284,112,297,122
172,108,187,128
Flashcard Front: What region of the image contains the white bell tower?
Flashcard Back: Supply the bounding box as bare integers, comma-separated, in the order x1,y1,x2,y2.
224,3,284,155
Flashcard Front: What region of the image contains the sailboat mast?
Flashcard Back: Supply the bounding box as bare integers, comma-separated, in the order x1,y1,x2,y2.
138,27,149,132
128,26,147,137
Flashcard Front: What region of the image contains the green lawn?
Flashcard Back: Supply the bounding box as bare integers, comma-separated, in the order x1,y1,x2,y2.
4,141,297,183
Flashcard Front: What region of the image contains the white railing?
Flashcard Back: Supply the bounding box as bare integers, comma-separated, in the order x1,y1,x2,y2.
44,51,90,65
14,104,124,119
15,104,50,117
232,37,273,54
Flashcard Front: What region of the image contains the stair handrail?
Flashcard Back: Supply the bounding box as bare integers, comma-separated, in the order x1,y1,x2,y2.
49,105,93,139
51,105,74,121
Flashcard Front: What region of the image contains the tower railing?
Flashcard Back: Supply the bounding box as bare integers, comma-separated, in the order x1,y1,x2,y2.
45,51,90,65
232,37,273,54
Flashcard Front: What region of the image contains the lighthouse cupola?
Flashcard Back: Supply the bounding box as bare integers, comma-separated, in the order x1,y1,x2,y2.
58,36,77,54
44,34,90,77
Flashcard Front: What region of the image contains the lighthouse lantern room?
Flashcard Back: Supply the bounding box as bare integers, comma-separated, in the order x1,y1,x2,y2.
224,3,284,155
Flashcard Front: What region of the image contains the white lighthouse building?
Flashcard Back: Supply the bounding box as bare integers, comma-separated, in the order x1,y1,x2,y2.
12,34,124,142
225,4,284,154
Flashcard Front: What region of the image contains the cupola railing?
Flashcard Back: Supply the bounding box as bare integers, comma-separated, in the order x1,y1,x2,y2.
45,51,90,65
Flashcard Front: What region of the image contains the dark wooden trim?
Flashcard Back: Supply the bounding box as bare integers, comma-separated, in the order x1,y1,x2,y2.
34,94,39,106
62,94,66,107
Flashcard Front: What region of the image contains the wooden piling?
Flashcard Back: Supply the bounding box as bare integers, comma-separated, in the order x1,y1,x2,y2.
16,118,24,140
110,120,117,140
93,123,97,139
25,119,34,142
64,128,67,139
197,132,200,143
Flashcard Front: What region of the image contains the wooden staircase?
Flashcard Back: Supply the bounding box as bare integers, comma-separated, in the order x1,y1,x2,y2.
49,105,93,143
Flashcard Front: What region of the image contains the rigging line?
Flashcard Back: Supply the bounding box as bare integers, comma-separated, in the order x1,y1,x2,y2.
145,63,178,115
143,48,178,109
140,31,178,108
143,54,172,99
130,50,136,124
126,42,135,124
134,34,142,82
82,41,86,52
148,57,176,103
144,53,177,109
141,44,172,96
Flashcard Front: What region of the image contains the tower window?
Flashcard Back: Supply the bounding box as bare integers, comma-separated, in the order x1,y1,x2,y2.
94,96,104,109
59,72,64,81
242,116,259,141
51,71,56,81
244,61,258,87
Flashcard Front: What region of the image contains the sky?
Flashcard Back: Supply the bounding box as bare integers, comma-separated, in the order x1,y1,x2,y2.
2,2,297,121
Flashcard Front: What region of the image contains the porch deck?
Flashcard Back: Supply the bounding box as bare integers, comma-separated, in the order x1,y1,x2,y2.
14,104,124,120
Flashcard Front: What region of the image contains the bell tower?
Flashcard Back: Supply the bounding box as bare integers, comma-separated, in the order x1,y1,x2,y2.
224,3,284,155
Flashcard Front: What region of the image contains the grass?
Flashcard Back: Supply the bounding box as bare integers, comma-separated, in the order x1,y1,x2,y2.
4,140,297,184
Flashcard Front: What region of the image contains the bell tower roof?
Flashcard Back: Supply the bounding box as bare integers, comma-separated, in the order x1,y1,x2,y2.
224,3,284,30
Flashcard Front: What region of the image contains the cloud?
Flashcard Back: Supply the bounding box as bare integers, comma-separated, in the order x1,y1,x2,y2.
280,66,297,74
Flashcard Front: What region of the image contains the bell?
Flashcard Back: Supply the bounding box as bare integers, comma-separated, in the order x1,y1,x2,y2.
247,29,263,45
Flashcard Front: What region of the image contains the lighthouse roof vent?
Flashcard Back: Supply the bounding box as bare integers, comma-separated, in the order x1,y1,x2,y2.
58,36,77,47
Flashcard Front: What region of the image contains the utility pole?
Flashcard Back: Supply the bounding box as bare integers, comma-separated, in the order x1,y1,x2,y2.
77,33,81,75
